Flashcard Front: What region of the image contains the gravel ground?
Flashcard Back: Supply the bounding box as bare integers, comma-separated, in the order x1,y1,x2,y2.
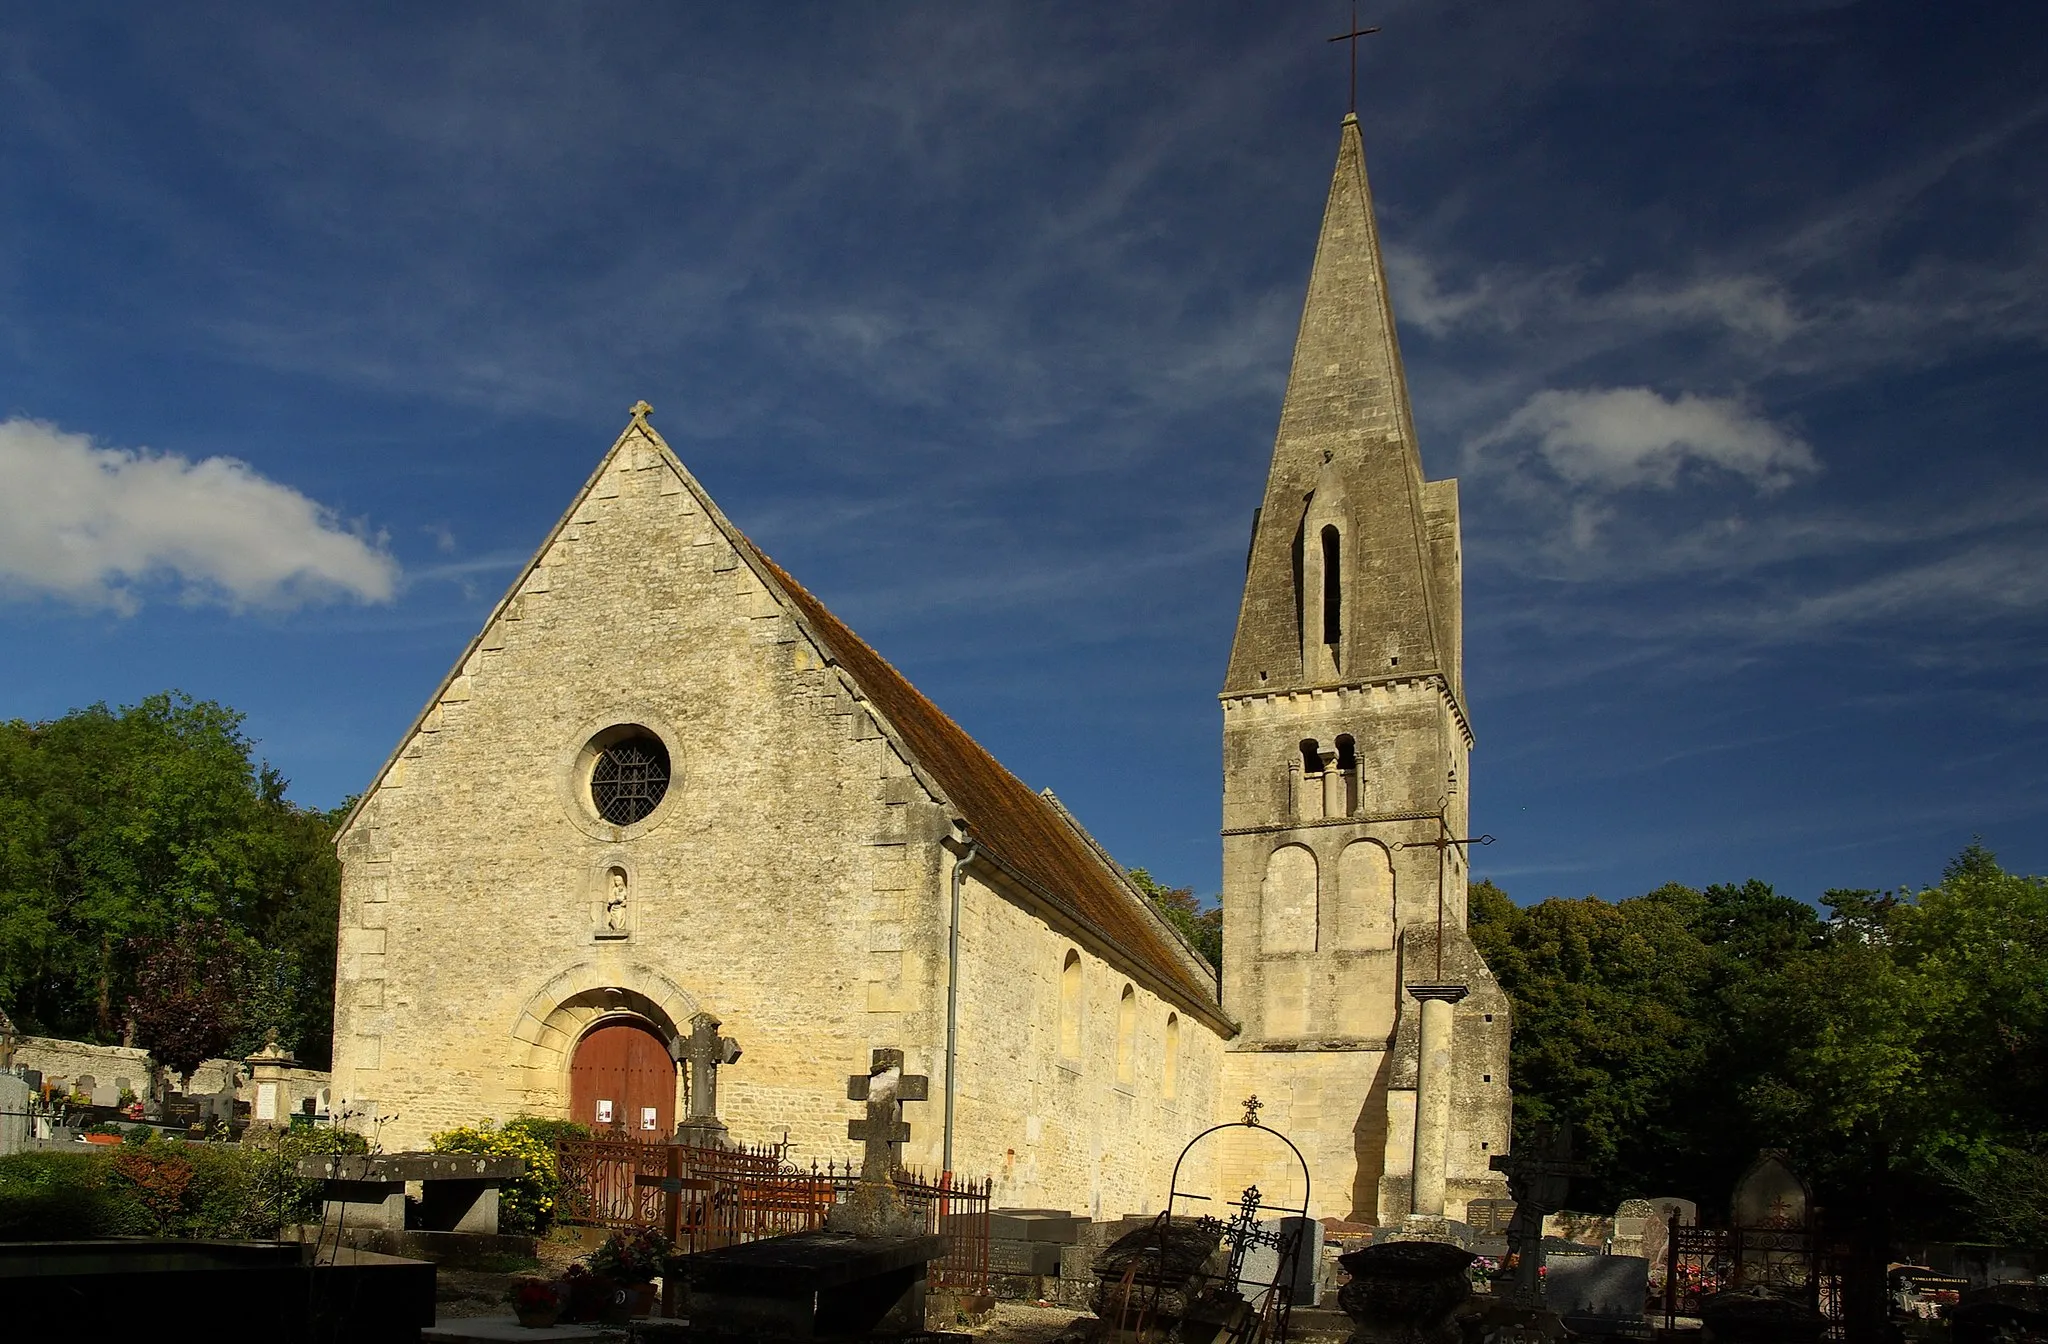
953,1302,1095,1342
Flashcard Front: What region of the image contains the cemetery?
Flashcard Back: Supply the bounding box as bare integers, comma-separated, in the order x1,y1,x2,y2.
0,11,2043,1344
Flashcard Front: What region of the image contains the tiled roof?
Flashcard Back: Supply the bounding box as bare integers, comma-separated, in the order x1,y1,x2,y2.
742,543,1221,1013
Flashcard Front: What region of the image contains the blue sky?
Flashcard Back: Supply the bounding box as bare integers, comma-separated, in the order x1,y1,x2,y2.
2,2,2043,907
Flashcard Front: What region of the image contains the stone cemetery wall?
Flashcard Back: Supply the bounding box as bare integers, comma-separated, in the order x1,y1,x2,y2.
12,1038,330,1123
14,1035,154,1106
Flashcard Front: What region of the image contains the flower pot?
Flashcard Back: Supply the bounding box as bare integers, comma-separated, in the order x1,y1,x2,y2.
513,1303,561,1329
599,1281,657,1324
82,1133,122,1145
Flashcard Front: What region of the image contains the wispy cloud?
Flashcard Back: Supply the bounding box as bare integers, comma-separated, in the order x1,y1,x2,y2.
1472,387,1817,494
0,418,398,614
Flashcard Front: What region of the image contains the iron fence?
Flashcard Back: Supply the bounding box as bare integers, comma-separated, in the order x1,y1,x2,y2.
554,1138,991,1293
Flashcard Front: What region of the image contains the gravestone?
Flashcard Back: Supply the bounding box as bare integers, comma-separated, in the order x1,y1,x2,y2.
1731,1151,1813,1295
1732,1152,1809,1230
1236,1215,1322,1307
244,1030,296,1124
673,1011,742,1146
1546,1254,1651,1338
0,1071,30,1155
1612,1198,1657,1259
827,1047,927,1239
1490,1122,1592,1306
684,1046,946,1339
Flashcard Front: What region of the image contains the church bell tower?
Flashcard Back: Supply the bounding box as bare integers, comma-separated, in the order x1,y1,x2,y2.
1217,113,1511,1225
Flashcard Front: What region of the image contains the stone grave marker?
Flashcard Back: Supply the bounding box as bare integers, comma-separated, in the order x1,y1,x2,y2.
1546,1253,1651,1338
0,1070,30,1155
1611,1198,1656,1258
1236,1215,1323,1306
1489,1121,1592,1306
828,1046,928,1239
1732,1151,1809,1229
673,1010,742,1145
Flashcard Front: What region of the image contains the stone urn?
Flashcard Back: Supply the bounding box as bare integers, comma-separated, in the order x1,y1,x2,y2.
1696,1289,1829,1343
1337,1240,1477,1344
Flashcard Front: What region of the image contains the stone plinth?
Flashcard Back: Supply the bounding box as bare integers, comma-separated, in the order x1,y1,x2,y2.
294,1152,525,1234
680,1229,947,1339
1337,1240,1476,1344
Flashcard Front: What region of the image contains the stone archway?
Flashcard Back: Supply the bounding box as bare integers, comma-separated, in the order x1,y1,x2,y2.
510,962,700,1115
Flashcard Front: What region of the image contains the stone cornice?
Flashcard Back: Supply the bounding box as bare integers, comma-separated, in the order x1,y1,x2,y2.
1220,669,1474,749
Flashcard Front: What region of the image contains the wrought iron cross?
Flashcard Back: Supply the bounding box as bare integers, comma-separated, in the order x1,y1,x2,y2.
1393,798,1495,980
1490,1122,1593,1304
1326,3,1382,116
847,1047,929,1181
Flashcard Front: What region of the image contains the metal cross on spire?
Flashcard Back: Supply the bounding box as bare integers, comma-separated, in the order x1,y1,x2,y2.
1326,2,1381,116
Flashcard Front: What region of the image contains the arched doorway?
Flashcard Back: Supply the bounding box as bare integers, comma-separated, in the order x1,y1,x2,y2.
569,1018,676,1136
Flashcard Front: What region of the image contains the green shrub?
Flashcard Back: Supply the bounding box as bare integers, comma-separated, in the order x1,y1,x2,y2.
431,1114,591,1235
0,1125,373,1242
0,1151,130,1239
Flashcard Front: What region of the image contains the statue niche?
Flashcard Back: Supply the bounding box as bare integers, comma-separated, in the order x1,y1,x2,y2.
595,865,631,939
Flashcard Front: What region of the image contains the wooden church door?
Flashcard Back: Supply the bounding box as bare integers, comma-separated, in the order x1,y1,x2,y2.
569,1020,676,1137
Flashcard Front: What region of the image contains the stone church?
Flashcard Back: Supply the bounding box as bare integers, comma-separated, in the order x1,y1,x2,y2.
328,113,1510,1225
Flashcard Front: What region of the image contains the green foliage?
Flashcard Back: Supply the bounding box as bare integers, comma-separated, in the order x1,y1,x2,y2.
0,1151,130,1240
431,1114,590,1235
1474,845,2048,1239
0,1128,367,1241
0,692,342,1064
1127,868,1222,970
590,1226,673,1283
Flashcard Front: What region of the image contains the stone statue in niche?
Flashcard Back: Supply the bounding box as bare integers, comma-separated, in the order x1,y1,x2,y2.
600,867,629,936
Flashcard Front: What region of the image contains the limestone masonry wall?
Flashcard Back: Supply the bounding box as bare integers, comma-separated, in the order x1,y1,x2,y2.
330,427,1230,1216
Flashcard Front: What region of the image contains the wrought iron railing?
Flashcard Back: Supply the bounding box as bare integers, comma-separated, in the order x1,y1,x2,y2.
554,1139,991,1293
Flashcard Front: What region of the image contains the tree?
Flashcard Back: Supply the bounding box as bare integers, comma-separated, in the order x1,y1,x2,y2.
1473,846,2048,1243
126,920,250,1087
1470,879,1718,1206
1127,868,1222,970
0,692,344,1065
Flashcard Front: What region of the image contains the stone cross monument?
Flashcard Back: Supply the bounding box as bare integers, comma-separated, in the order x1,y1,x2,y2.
1490,1122,1592,1305
827,1047,929,1238
672,1011,741,1146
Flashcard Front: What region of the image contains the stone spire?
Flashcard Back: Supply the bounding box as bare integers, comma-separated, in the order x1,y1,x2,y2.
1223,113,1455,700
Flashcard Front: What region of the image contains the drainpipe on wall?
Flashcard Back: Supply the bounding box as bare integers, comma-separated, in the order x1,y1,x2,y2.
942,838,977,1178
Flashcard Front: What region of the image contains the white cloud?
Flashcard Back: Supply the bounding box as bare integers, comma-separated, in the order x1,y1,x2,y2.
1475,387,1819,493
0,417,399,613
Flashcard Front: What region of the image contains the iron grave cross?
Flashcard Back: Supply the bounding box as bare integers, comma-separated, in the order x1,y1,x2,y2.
846,1047,929,1182
1490,1122,1594,1304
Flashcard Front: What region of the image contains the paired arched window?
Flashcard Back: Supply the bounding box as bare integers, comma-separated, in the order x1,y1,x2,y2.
1058,949,1083,1058
1293,736,1358,820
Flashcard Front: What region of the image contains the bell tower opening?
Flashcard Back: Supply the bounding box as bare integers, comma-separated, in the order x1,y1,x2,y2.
1321,525,1342,653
